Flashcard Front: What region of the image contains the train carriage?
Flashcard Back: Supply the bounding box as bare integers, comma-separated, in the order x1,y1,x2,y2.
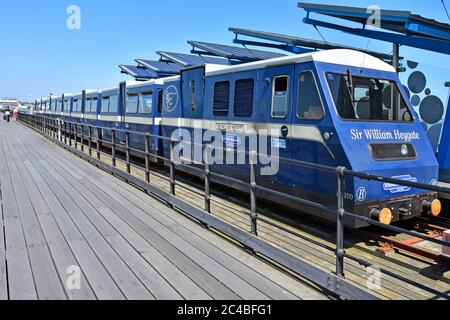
98,86,122,145
61,94,73,123
158,49,440,228
40,49,441,228
82,90,100,140
124,80,164,162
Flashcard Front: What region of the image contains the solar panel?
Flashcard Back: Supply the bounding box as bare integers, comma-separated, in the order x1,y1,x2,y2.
188,41,285,62
229,27,395,61
119,65,160,80
135,59,183,74
157,51,230,67
298,3,450,41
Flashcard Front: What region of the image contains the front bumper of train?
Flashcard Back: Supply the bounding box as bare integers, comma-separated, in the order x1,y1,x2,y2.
353,192,441,228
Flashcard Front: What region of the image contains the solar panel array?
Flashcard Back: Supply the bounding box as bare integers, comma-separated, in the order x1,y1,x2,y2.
119,65,160,80
135,60,183,74
120,39,285,80
229,27,395,61
157,52,230,67
188,40,285,61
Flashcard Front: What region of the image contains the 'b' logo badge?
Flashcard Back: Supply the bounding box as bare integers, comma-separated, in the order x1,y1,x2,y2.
357,187,367,202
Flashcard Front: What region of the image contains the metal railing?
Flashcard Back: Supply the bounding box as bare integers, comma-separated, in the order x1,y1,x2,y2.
18,113,450,299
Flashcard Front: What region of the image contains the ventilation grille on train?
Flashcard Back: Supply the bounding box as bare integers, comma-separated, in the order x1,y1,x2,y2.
369,143,417,161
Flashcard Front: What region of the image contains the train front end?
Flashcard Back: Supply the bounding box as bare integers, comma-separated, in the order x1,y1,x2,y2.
316,50,440,228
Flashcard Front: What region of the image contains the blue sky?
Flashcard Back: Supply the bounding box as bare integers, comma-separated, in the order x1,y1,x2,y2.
0,0,449,101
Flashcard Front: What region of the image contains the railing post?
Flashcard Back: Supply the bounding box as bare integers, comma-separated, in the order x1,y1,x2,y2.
204,144,211,213
56,119,62,142
88,125,93,156
125,130,131,174
250,151,258,236
68,122,72,147
80,124,85,153
74,123,78,149
53,119,57,139
64,122,68,144
111,128,116,167
336,166,346,278
170,140,176,196
96,127,101,160
144,133,151,183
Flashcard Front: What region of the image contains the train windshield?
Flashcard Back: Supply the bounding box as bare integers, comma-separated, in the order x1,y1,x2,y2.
326,73,414,122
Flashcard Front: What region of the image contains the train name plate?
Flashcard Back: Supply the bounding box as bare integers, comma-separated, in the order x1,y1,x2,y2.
216,123,245,133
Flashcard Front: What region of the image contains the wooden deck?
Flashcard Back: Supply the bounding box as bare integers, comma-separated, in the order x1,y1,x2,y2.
0,120,326,300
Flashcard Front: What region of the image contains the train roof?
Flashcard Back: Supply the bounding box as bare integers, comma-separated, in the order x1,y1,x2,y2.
205,49,395,76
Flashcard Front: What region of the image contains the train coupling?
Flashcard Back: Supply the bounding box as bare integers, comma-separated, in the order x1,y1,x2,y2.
422,199,442,217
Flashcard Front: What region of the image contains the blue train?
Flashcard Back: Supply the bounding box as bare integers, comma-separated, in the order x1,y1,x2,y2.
34,49,441,228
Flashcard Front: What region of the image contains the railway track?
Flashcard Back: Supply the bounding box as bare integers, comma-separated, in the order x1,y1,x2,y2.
47,137,450,299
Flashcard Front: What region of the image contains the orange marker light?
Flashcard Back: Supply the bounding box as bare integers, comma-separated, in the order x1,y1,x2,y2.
379,208,393,225
431,199,442,217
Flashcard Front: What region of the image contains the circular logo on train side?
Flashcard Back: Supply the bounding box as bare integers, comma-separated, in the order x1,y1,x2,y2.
356,187,367,202
164,85,179,112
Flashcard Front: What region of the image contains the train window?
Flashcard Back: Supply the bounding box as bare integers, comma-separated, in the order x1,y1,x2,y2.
213,81,230,116
326,73,413,122
109,95,118,113
234,79,254,117
126,94,139,114
157,89,163,114
140,92,153,114
297,72,324,120
271,76,289,118
73,100,78,112
101,97,110,113
91,98,97,113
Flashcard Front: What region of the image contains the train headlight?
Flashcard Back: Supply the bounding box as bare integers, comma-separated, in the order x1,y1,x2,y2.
370,208,393,225
422,199,442,217
401,144,409,156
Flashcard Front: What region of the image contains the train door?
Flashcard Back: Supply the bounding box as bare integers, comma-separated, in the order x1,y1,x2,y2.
181,66,205,160
291,63,332,202
261,65,295,189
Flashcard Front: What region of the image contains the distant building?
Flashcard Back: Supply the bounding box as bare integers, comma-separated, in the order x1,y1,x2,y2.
0,98,19,110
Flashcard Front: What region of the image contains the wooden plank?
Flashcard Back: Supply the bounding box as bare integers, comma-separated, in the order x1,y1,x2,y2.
0,185,7,300
102,180,327,300
46,163,202,300
34,158,153,300
0,125,8,300
23,160,125,300
11,142,96,300
0,140,37,300
42,158,242,299
37,159,183,300
84,167,308,300
40,155,235,300
4,142,67,300
54,160,270,300
25,129,216,299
